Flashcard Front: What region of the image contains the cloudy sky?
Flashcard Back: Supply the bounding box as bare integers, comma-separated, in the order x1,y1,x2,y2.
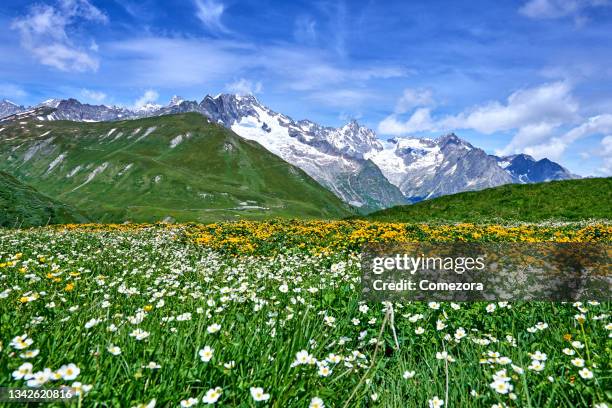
1,0,612,176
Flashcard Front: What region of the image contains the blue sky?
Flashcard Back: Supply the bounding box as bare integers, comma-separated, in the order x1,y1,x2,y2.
1,0,612,176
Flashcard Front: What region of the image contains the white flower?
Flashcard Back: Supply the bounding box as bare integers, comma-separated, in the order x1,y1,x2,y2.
415,327,425,335
403,370,415,379
58,363,80,380
279,284,289,293
571,341,584,349
72,382,93,396
294,350,313,365
309,397,325,408
562,348,575,356
250,387,270,402
371,393,378,401
490,380,513,394
107,345,122,355
578,368,593,379
10,334,33,350
529,351,547,361
12,362,33,380
180,397,199,407
359,304,369,313
223,361,235,369
142,361,161,369
454,327,466,341
428,302,440,310
129,329,150,340
528,360,545,372
26,370,50,387
199,346,214,362
202,387,222,404
207,324,221,334
131,399,156,408
84,318,100,329
428,396,444,408
317,364,332,377
486,304,496,313
19,349,40,359
436,320,446,330
571,358,585,367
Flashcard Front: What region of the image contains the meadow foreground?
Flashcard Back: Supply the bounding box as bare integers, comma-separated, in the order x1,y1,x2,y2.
0,221,610,407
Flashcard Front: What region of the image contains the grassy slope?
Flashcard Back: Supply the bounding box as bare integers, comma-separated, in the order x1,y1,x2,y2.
0,113,354,223
365,178,611,223
0,171,87,227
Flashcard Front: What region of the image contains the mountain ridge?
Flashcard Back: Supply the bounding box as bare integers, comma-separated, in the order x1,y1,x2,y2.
0,112,354,223
0,94,577,209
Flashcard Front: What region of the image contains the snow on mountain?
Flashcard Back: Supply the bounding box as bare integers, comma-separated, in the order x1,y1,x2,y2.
198,94,407,210
0,99,26,119
368,134,514,201
496,154,575,183
0,93,579,209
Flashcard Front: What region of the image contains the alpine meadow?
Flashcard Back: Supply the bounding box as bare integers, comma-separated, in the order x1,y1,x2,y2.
1,0,611,407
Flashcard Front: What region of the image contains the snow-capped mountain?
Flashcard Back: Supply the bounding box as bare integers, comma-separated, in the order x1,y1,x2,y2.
496,154,575,183
367,134,515,201
194,94,407,210
0,93,577,209
0,99,25,118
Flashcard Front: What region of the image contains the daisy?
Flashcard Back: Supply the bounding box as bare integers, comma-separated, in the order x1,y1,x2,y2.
20,349,40,359
199,346,214,362
403,370,416,379
571,358,585,367
578,368,593,379
58,363,80,380
107,345,122,355
250,387,270,402
10,334,33,350
309,397,325,408
429,396,444,408
207,324,221,334
202,387,222,404
12,362,33,380
180,398,198,407
129,329,150,340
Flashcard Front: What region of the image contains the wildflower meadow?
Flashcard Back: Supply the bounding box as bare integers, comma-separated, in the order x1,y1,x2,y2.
1,221,610,407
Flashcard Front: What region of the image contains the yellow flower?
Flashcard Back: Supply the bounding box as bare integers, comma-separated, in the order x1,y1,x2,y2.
64,283,75,292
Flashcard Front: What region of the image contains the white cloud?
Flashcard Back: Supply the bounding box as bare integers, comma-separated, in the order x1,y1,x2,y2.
378,81,577,137
11,0,107,72
599,135,612,174
194,0,229,33
505,114,612,160
81,88,106,102
134,89,159,108
225,78,263,95
294,15,317,44
306,89,374,109
519,0,610,21
394,88,434,114
440,81,578,134
0,83,27,99
378,108,435,135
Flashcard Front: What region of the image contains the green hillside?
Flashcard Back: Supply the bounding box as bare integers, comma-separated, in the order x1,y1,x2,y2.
0,113,354,223
365,178,611,223
0,171,87,227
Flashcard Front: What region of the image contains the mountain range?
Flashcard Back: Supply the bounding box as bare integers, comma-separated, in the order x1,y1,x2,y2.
0,95,577,212
0,112,353,223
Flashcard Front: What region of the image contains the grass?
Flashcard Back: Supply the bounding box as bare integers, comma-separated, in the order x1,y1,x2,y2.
0,113,353,224
0,171,87,228
0,222,610,407
364,178,612,223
